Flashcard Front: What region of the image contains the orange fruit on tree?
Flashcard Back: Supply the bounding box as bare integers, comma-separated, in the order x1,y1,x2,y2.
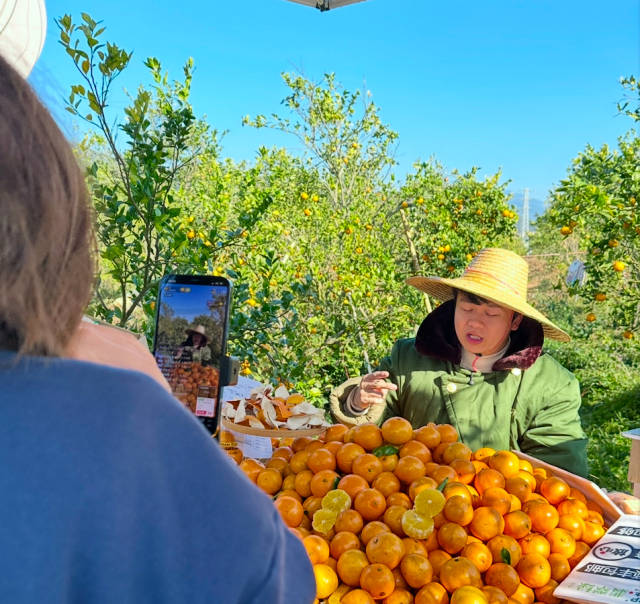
474,468,505,494
310,469,340,497
487,534,521,566
485,562,520,596
437,522,469,555
331,530,361,559
525,501,559,533
366,531,406,569
548,553,571,582
546,527,576,558
353,423,384,451
352,453,385,483
469,507,504,541
503,510,531,540
381,417,414,445
274,495,304,528
325,423,349,442
439,556,482,593
314,563,339,599
337,548,370,586
461,541,493,573
400,440,433,464
335,509,365,534
256,468,283,495
518,533,550,558
360,563,396,600
338,473,370,501
307,447,337,473
342,588,376,604
516,553,551,589
337,442,367,473
488,451,520,478
360,520,391,545
443,495,474,526
539,477,570,505
415,581,449,604
436,423,459,443
303,534,330,564
395,455,427,484
355,488,388,521
414,424,442,449
400,553,434,589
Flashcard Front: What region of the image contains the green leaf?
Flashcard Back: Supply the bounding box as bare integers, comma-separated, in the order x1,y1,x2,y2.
436,477,449,492
372,444,399,457
500,547,511,565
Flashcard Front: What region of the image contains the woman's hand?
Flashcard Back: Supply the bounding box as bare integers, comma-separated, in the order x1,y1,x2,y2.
353,371,398,410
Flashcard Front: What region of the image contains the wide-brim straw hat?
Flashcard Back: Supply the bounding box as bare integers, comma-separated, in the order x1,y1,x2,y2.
186,324,208,343
406,247,570,342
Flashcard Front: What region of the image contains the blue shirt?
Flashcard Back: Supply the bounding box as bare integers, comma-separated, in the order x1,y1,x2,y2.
0,353,315,603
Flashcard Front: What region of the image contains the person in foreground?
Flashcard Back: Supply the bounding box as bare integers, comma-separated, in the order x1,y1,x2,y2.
0,54,314,603
330,247,588,477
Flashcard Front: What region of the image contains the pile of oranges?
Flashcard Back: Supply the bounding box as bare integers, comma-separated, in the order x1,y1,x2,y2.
235,419,608,604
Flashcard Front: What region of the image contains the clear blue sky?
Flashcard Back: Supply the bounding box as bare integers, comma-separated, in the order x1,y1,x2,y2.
32,0,639,204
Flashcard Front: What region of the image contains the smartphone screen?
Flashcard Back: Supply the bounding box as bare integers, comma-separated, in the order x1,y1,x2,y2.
152,275,231,435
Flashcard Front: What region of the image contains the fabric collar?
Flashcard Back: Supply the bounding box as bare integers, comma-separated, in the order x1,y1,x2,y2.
460,340,510,373
414,299,544,371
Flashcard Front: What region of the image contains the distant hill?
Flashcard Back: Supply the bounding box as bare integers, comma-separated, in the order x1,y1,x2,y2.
508,190,547,233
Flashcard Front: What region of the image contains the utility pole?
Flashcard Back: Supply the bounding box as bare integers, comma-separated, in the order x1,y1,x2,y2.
521,188,530,250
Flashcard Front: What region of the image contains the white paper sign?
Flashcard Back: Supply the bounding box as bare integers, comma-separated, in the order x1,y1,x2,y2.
230,430,273,460
195,396,215,417
221,376,264,402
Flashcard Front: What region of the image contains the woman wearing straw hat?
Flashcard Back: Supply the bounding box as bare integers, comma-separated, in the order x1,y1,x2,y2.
330,248,588,476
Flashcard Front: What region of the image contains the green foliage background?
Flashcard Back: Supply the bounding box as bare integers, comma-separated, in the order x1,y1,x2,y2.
58,14,639,492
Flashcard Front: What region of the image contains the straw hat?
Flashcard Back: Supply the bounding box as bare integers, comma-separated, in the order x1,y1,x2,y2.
0,0,47,78
406,247,570,342
186,324,208,343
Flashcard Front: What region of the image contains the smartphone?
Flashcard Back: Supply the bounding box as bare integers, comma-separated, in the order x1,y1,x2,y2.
152,274,232,436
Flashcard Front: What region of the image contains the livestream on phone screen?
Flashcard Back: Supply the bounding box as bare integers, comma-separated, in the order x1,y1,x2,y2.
154,283,228,418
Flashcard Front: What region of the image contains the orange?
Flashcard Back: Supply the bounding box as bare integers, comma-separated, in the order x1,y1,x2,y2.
273,495,303,528
450,586,488,604
360,563,396,600
436,423,459,443
485,562,520,596
539,477,570,505
428,549,452,577
557,513,585,540
431,465,457,485
482,585,508,604
379,454,400,472
323,439,343,456
314,563,339,599
294,470,314,498
461,541,493,573
325,423,349,442
488,451,520,478
437,522,469,555
335,509,365,534
409,476,439,501
568,487,587,502
503,510,531,540
303,495,324,517
548,553,570,582
353,423,384,451
443,495,474,526
342,588,376,604
556,498,588,519
387,491,413,510
504,476,531,503
238,457,265,483
546,527,576,558
534,579,561,604
473,447,496,463
383,505,408,536
337,442,367,474
307,447,337,473
292,436,313,452
487,534,521,566
271,445,293,461
581,520,605,545
338,473,370,501
568,541,591,568
310,469,340,497
398,553,433,589
443,482,473,503
403,537,429,556
481,487,511,515
415,581,449,604
392,566,410,590
585,499,603,515
331,530,361,559
400,440,433,464
266,456,290,475
289,450,310,474
432,443,450,464
256,468,283,495
414,424,442,449
352,453,385,483
516,553,551,589
450,459,477,484
517,459,533,473
355,488,388,521
381,417,414,445
509,582,534,604
373,471,402,497
366,531,406,569
442,442,473,465
474,468,506,494
360,520,391,545
303,534,330,564
439,556,482,593
469,507,504,541
279,478,298,495
587,510,604,526
306,440,326,454
518,534,550,558
338,549,370,586
525,502,559,533
383,588,414,604
343,426,358,444
395,455,427,484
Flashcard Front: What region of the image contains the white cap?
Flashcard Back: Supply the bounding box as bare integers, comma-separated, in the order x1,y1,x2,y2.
0,0,47,78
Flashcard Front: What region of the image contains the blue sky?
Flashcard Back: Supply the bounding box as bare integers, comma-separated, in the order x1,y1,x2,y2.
33,0,639,205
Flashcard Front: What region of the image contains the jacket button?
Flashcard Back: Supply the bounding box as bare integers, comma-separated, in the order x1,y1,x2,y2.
446,382,457,393
511,368,522,376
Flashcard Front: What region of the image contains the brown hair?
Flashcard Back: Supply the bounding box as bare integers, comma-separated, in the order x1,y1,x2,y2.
0,54,94,356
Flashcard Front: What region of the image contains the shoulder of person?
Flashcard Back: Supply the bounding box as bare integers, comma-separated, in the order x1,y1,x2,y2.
527,350,577,383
